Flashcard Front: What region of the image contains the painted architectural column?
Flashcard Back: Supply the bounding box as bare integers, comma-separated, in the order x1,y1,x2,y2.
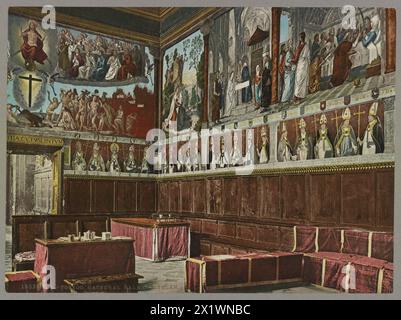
200,19,213,127
383,96,395,154
271,7,282,105
385,8,396,74
150,46,161,130
269,121,280,163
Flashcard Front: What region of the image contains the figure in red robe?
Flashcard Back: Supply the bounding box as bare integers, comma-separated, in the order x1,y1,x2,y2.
117,50,137,80
20,20,48,67
330,31,353,87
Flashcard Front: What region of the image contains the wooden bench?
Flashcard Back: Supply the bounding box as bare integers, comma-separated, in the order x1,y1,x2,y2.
5,270,41,293
63,273,143,293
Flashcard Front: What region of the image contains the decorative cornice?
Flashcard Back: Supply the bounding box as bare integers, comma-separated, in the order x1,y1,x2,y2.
9,7,160,47
156,160,395,181
114,7,178,22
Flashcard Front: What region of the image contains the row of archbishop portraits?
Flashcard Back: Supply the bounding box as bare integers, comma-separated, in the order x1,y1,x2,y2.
71,101,384,174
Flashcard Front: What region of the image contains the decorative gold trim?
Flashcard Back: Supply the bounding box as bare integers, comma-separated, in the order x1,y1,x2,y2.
7,134,64,147
9,7,160,46
64,174,156,181
114,7,178,21
157,161,395,181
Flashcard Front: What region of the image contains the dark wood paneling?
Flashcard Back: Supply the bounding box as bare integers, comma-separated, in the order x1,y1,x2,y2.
92,180,115,213
193,180,206,214
207,179,222,215
137,181,156,213
64,180,91,214
236,223,257,242
223,178,239,216
310,174,340,224
240,177,258,217
281,175,307,222
158,182,169,212
376,169,394,228
200,240,211,256
180,181,193,213
18,223,44,253
201,219,218,236
115,181,137,213
211,243,230,255
256,225,280,247
168,181,180,213
258,176,280,220
342,172,375,227
217,221,236,239
51,221,77,238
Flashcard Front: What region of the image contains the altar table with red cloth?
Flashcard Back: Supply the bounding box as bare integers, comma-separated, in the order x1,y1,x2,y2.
111,218,190,262
34,237,135,292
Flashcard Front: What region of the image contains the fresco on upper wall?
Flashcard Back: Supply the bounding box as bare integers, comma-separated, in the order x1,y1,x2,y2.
207,7,394,125
7,15,156,139
161,30,204,133
208,7,272,124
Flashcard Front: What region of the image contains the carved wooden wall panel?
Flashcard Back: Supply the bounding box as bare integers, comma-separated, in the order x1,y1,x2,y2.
168,181,180,213
158,182,169,212
115,181,137,213
258,176,281,220
281,175,307,222
376,169,394,228
223,178,239,216
180,180,193,213
92,180,115,213
64,179,91,214
240,177,258,217
217,221,236,239
207,179,222,215
193,179,206,214
309,174,341,224
137,181,156,213
341,172,375,227
236,223,257,242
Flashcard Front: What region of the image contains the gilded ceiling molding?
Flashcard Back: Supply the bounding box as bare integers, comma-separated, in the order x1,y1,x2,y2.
114,7,178,21
9,7,160,47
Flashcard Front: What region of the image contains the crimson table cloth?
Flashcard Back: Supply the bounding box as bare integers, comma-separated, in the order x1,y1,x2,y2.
111,218,190,262
34,237,135,292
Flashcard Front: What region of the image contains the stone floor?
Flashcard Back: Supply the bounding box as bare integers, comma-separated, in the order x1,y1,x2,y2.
5,225,331,294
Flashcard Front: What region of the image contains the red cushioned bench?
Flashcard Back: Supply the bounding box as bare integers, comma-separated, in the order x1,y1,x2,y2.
185,252,303,293
186,226,393,293
296,227,393,293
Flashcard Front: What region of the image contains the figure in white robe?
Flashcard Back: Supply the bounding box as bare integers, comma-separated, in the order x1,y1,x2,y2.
163,86,182,131
293,32,310,100
224,72,236,117
105,52,121,81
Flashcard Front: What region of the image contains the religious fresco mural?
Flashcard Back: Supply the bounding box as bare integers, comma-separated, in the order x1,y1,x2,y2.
161,30,204,133
277,100,385,162
208,8,272,124
205,7,393,125
277,7,386,104
7,15,156,139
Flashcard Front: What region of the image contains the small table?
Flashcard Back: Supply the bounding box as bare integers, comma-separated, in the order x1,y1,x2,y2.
111,218,190,262
34,237,135,292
